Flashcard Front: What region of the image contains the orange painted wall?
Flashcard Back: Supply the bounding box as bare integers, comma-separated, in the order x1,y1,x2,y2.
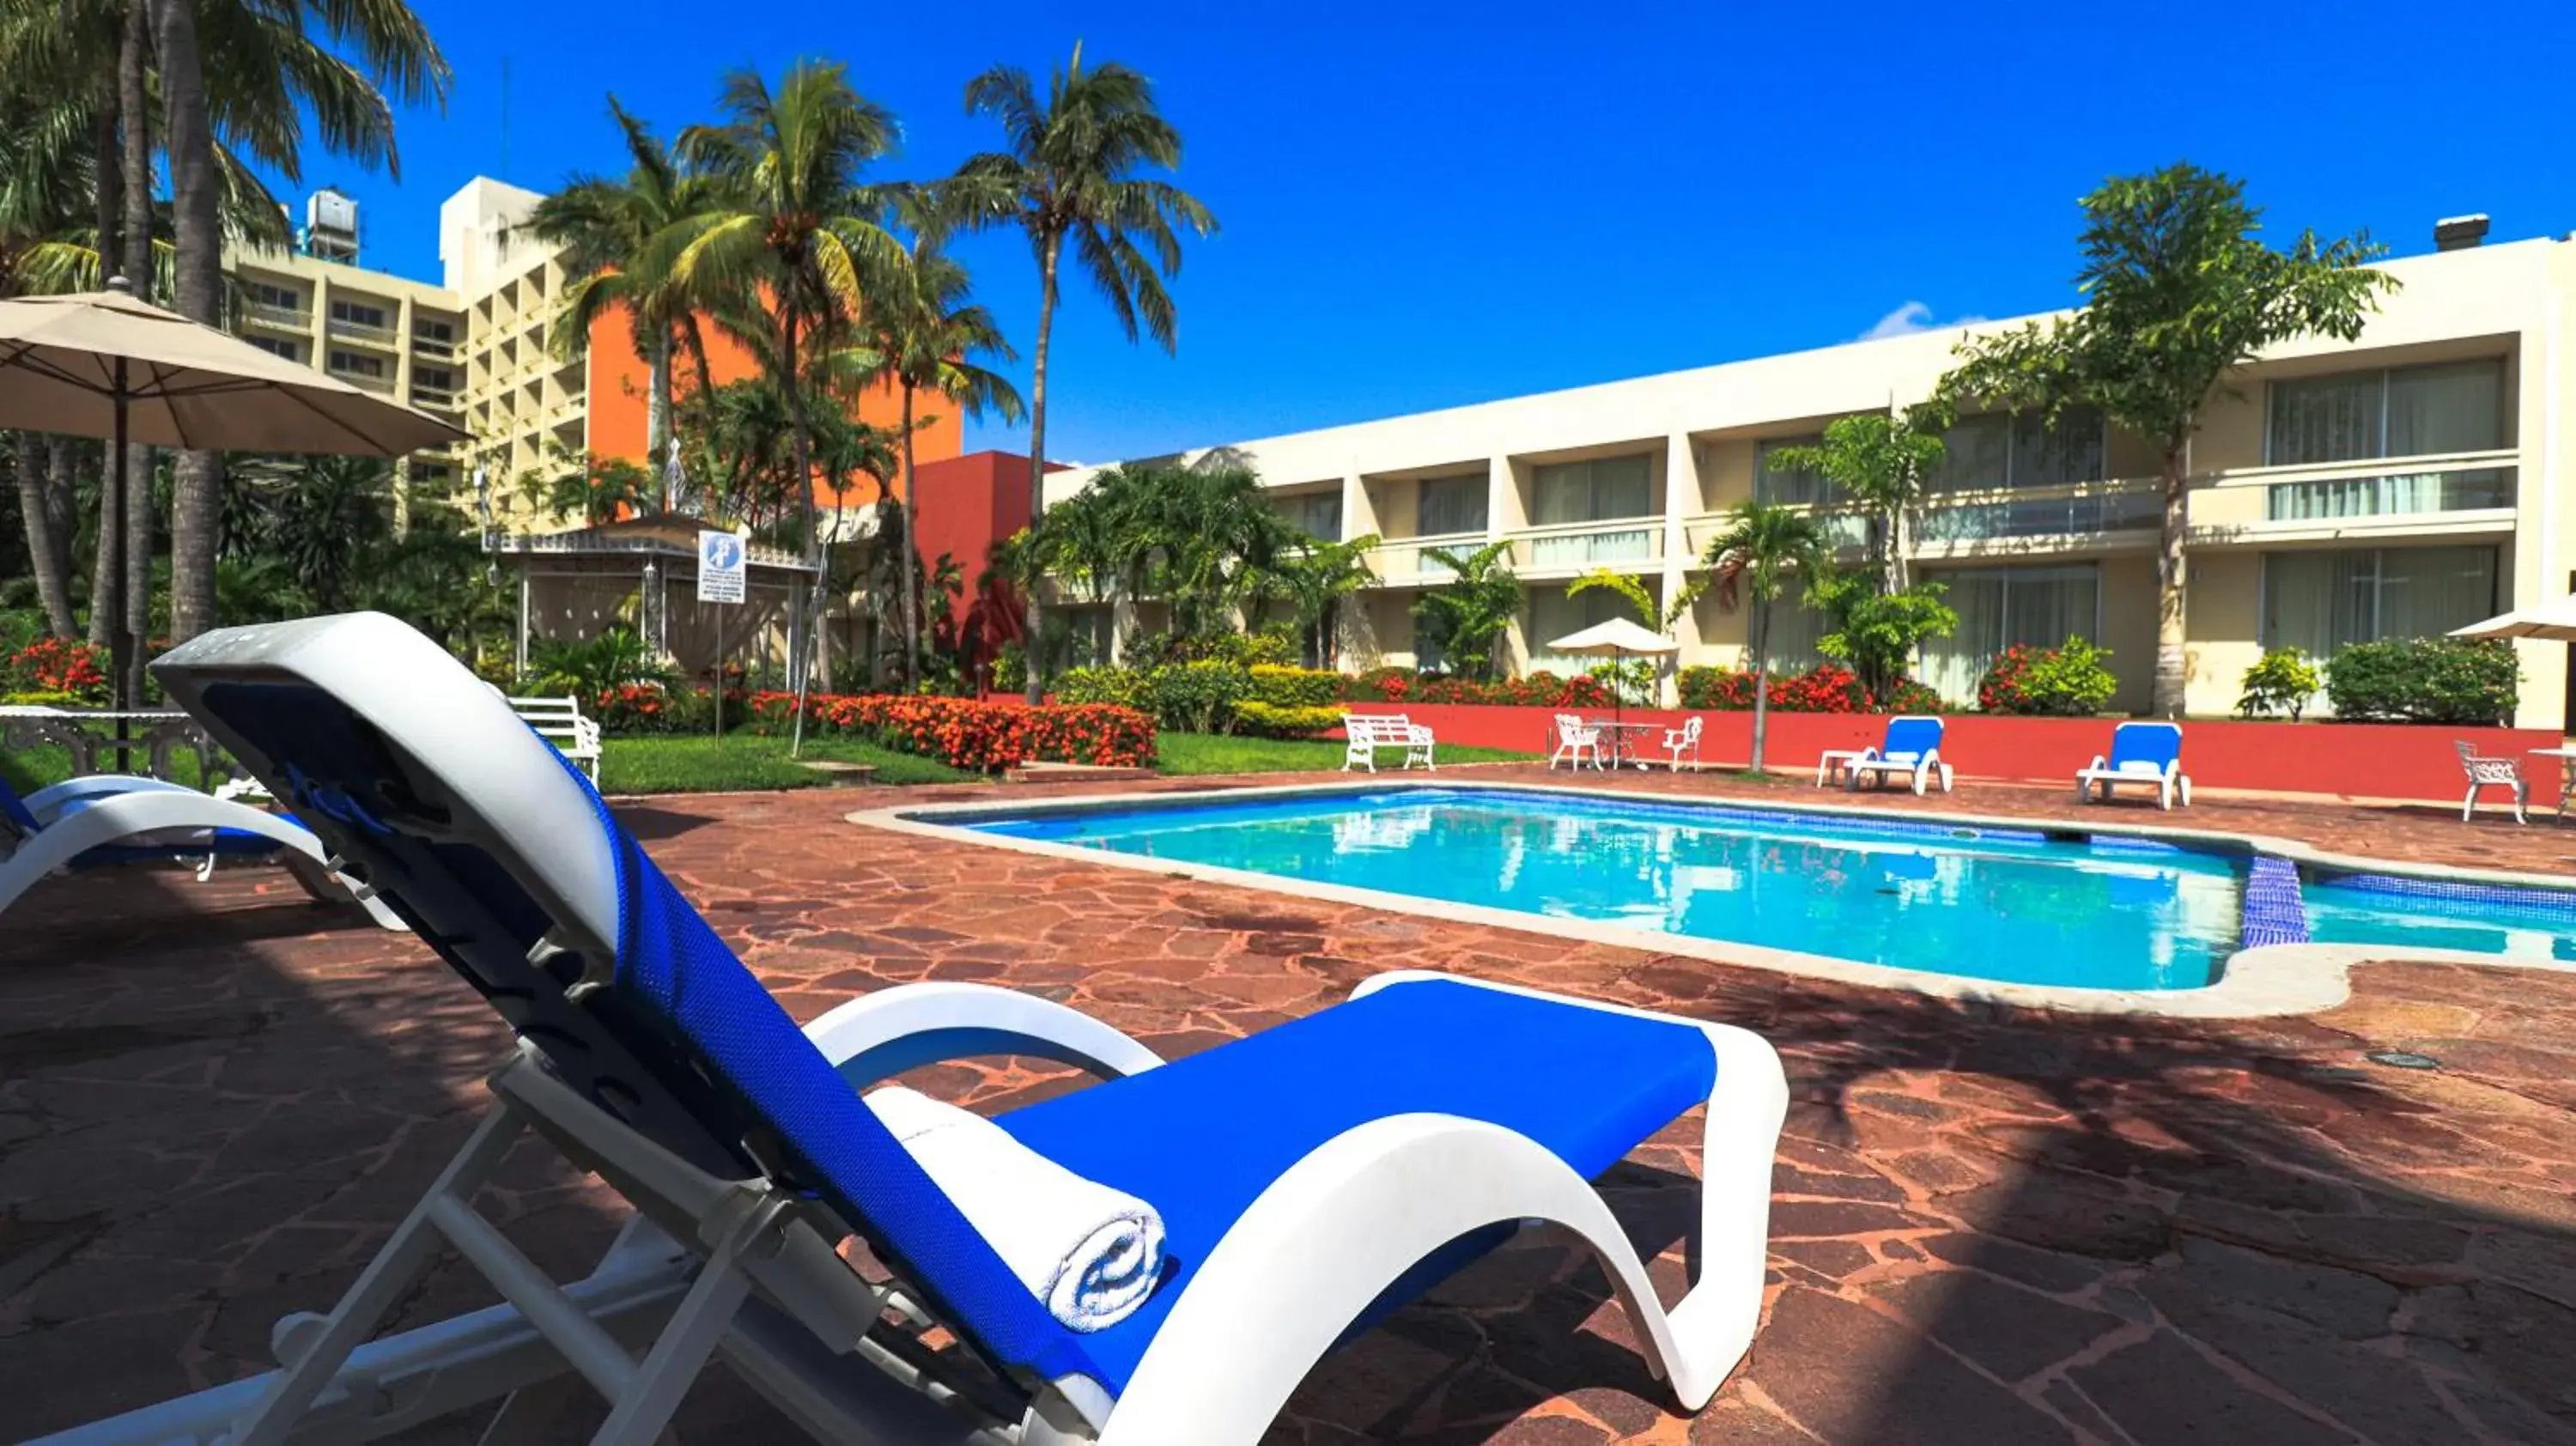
585,307,963,506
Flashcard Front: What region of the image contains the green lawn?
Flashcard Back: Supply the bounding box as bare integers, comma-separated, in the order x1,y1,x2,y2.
1152,732,1539,775
600,734,981,793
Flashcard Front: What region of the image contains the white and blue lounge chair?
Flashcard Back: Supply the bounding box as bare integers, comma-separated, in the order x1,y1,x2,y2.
2075,722,2192,811
80,611,1790,1446
1844,714,1953,795
0,768,400,927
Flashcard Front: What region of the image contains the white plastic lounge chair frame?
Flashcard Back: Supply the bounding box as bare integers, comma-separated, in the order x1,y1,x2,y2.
505,693,605,782
0,773,401,927
1844,716,1953,796
2075,722,2193,811
1340,712,1435,774
1549,713,1608,771
72,613,1789,1446
2455,740,2529,824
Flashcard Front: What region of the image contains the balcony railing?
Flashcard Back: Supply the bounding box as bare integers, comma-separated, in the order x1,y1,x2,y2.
411,335,456,360
2263,463,2515,522
1364,532,1486,584
242,301,308,331
1913,482,2162,544
2187,450,2519,536
326,314,398,347
330,367,394,395
1512,518,1662,569
410,386,457,410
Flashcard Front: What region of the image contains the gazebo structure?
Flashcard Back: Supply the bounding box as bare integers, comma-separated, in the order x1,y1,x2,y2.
486,513,823,684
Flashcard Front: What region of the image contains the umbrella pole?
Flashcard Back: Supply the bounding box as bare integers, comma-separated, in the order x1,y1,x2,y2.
108,363,135,772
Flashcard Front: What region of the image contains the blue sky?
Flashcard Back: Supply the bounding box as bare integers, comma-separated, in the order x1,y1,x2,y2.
326,0,2576,464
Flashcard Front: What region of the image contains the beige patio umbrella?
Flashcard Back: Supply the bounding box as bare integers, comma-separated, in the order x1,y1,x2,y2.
1544,616,1682,745
2451,593,2576,641
0,283,468,710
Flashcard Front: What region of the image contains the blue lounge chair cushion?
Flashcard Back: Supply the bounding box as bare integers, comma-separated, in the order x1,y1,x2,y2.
2105,722,2182,773
1879,717,1942,761
995,977,1718,1392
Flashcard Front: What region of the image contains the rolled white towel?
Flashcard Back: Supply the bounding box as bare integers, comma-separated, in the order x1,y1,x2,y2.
864,1085,1166,1332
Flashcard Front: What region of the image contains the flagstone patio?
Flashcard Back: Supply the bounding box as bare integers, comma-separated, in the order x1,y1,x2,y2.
3,772,2571,1443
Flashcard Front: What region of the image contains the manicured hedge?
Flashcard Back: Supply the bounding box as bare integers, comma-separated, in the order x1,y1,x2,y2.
2325,638,2519,725
746,691,1155,770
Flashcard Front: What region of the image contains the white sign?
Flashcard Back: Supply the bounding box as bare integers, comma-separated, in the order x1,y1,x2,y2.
696,530,746,605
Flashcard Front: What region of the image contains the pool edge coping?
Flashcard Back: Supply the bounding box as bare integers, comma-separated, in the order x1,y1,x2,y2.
846,777,2571,1020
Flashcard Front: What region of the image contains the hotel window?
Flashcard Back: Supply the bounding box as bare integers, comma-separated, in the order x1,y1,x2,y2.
414,367,455,392
1755,576,1830,673
1279,491,1342,539
2261,546,2498,659
1528,586,1637,671
1917,562,2101,703
328,349,384,378
1753,435,1829,506
1530,454,1651,525
413,318,456,344
330,299,389,330
2266,360,2506,465
249,282,300,311
247,336,299,362
1414,472,1489,536
1933,408,2105,492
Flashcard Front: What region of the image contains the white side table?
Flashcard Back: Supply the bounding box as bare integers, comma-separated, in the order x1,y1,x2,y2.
2530,747,2576,823
1815,750,1865,787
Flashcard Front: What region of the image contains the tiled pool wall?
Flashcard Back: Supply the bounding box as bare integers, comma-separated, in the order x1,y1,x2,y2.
2240,855,2312,949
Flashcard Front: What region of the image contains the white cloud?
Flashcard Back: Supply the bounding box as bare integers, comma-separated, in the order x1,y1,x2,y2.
1858,301,1985,341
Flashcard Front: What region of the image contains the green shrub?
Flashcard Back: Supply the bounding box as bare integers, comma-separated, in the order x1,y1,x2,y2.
2236,647,2322,720
1231,701,1342,738
2325,637,2519,724
1978,637,2117,715
1141,660,1255,733
1053,665,1148,709
1247,664,1339,709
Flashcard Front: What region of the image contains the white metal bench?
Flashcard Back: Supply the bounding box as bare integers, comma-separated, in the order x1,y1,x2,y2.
504,694,604,783
1342,713,1436,773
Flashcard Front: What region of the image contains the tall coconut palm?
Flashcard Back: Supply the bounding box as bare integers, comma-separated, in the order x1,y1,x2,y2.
668,60,906,689
1702,501,1830,775
527,97,720,513
955,42,1217,700
860,218,1022,684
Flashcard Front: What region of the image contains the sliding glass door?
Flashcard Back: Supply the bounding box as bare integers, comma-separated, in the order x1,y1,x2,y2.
1917,563,2103,703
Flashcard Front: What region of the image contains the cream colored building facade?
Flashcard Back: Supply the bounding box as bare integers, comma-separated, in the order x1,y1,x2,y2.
1045,232,2575,730
224,178,588,532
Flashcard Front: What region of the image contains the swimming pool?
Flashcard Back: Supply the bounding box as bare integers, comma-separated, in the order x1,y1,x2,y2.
952,787,2574,993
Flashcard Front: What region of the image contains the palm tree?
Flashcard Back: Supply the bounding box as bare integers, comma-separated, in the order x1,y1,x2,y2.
1702,501,1829,775
955,43,1217,700
1267,532,1380,667
860,218,1022,684
1115,461,1290,641
527,97,720,513
1412,539,1521,681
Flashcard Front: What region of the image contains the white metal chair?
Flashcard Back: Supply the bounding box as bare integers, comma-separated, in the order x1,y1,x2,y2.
1659,715,1704,772
2455,740,2529,824
1341,713,1434,773
94,612,1792,1446
1549,713,1606,771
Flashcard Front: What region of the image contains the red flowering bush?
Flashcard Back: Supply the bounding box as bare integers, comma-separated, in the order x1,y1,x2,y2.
747,691,1156,771
4,638,110,704
1978,638,2117,716
588,683,744,733
1342,667,1615,708
1677,663,1944,714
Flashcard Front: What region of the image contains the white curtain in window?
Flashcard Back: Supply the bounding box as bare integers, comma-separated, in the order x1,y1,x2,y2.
2008,408,2105,488
1532,455,1651,525
1416,474,1487,536
2269,374,2381,465
1528,529,1656,566
2262,546,2496,655
2377,546,2499,640
1934,415,2010,492
1754,436,1829,506
2385,361,2504,456
1758,578,1830,672
1916,564,2100,703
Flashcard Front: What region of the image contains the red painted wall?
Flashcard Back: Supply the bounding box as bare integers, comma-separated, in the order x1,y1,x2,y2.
1343,704,2564,804
910,450,1063,683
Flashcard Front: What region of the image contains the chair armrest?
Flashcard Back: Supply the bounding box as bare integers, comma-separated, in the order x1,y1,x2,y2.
2084,755,2108,773
802,981,1166,1089
573,717,604,755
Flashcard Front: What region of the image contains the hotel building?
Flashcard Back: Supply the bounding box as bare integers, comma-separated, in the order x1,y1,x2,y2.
1042,222,2574,731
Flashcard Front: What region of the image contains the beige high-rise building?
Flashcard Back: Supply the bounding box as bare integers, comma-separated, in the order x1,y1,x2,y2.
438,178,587,518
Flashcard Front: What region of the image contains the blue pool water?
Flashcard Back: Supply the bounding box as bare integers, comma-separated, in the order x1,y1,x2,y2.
956,788,2576,992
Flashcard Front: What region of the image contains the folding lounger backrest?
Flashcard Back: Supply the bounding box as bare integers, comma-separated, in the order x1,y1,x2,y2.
152,613,1104,1394
0,774,39,837
2107,722,2181,774
1880,715,1941,761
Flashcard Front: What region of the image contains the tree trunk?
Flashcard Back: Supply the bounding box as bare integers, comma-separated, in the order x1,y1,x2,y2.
1022,235,1060,702
1886,504,1910,593
15,434,75,637
647,329,674,511
153,0,224,642
1749,602,1771,774
781,305,819,696
118,3,153,674
88,445,117,647
2152,443,2190,719
899,382,921,688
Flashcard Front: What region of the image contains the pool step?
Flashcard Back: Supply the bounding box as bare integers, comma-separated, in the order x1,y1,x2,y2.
2241,855,2312,948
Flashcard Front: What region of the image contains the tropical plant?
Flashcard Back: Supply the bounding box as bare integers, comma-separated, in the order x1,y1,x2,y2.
1098,461,1292,640
955,43,1218,700
2236,647,2321,721
1699,501,1829,773
1759,409,1948,592
1264,532,1380,667
1566,567,1696,630
1807,569,1959,701
526,623,679,698
1978,637,2118,716
859,214,1022,687
1937,163,2397,717
1411,539,1520,681
2324,637,2518,725
668,59,907,690
518,449,656,526
526,96,724,512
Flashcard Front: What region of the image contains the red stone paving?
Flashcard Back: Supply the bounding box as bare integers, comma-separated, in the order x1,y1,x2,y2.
3,770,2574,1443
